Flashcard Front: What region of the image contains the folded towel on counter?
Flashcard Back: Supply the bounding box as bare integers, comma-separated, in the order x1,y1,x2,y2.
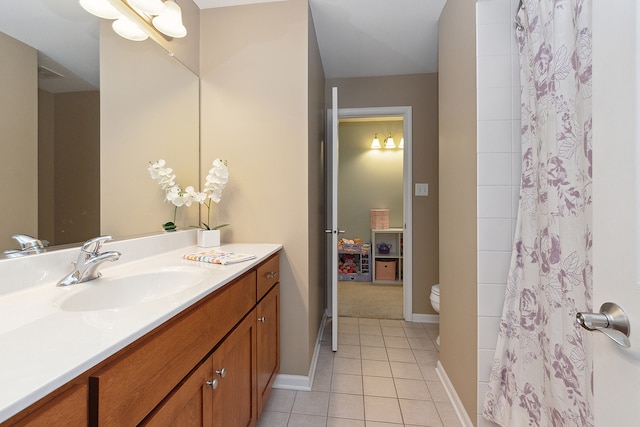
183,250,256,265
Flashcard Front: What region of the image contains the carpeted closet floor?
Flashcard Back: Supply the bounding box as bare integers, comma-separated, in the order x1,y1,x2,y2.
338,281,403,319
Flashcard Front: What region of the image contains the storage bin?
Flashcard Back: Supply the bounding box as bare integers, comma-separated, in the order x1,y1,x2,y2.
370,209,390,229
375,260,396,281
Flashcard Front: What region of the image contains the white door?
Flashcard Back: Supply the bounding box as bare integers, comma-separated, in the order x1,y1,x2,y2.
591,0,640,424
326,86,340,351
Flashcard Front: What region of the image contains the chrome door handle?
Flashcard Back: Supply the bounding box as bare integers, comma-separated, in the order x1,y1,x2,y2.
577,302,631,348
324,230,347,234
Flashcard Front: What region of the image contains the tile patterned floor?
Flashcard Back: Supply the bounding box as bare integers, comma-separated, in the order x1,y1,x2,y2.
257,317,461,427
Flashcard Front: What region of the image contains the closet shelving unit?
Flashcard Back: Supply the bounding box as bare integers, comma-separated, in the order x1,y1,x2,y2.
370,228,403,284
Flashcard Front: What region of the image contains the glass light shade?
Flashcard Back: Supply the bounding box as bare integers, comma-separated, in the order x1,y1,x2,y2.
384,135,396,149
128,0,166,15
79,0,122,19
152,0,187,38
371,135,382,149
399,137,404,148
113,17,149,41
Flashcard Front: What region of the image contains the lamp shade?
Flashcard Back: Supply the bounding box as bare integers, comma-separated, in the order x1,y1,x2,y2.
384,134,396,149
152,0,187,38
128,0,166,15
79,0,122,19
399,137,404,148
371,134,382,149
113,17,149,41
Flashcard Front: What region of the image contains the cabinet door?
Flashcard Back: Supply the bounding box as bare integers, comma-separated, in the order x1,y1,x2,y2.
7,383,87,427
141,359,213,427
211,312,257,427
256,283,280,416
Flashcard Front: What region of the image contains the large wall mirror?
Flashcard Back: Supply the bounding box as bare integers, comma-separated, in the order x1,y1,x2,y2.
0,0,200,254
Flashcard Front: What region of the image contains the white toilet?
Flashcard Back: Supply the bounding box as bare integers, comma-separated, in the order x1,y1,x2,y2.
429,284,440,347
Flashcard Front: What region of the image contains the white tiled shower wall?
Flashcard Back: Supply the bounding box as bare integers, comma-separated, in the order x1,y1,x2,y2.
476,0,521,426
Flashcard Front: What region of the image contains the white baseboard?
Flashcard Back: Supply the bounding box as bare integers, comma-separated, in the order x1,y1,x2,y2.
436,361,474,427
273,314,327,392
411,313,439,323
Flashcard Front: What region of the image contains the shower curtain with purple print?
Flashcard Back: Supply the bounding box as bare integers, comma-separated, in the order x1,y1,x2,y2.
483,1,593,426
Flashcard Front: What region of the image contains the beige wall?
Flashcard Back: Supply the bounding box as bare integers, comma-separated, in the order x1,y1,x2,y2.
0,33,37,250
38,90,100,246
338,120,404,242
326,74,439,315
307,7,327,366
438,0,478,421
199,0,324,376
100,19,200,237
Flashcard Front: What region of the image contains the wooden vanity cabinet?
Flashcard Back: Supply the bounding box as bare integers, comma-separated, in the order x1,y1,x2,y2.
143,312,257,427
1,251,280,427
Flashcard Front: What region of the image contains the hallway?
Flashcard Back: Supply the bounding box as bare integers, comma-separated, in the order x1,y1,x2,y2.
257,317,460,427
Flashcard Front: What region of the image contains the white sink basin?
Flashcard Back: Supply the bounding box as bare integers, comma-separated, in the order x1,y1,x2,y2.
55,266,209,311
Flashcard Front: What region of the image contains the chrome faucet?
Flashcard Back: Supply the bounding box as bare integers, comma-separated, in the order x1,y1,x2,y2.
57,236,121,287
3,234,49,257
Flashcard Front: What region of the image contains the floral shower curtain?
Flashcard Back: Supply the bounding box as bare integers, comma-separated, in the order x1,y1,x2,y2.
483,1,593,426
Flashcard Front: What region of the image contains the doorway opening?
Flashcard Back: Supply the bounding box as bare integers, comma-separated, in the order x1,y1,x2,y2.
328,106,413,322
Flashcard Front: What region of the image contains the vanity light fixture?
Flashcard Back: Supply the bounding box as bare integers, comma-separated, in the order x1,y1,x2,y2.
370,133,403,150
79,0,187,43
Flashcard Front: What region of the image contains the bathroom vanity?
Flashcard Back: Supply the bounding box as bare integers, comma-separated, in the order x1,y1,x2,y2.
0,233,281,426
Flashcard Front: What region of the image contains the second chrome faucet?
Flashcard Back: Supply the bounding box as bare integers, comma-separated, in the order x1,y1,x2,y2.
57,236,121,287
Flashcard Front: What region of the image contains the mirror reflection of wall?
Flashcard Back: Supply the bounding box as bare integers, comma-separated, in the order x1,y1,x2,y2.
338,119,404,243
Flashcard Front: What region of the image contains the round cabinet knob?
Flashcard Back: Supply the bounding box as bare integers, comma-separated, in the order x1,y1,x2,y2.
216,368,227,378
258,316,266,323
206,379,218,389
266,271,277,279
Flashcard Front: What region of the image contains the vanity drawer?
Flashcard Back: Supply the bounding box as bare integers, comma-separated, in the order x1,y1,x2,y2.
89,271,257,426
257,253,279,300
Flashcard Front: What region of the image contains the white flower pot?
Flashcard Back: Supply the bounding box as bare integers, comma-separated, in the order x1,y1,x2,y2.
197,229,220,247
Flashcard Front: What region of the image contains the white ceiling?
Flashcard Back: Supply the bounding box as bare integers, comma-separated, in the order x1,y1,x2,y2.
1,0,445,93
196,0,447,79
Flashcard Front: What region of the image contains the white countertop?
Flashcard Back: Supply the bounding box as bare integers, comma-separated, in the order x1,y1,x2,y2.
0,240,281,422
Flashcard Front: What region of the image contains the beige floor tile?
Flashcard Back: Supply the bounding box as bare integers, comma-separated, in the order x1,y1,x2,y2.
365,422,404,427
340,317,360,325
332,373,363,395
399,399,443,426
360,325,383,336
317,354,335,371
435,401,462,427
404,327,431,338
409,337,437,351
287,413,327,427
312,369,332,392
291,391,330,416
381,327,406,337
394,378,431,400
426,329,440,341
426,381,450,402
264,389,296,412
386,348,416,363
361,346,388,361
423,323,439,332
335,344,362,359
364,396,403,424
327,417,365,427
362,359,392,377
339,333,361,345
390,362,422,380
418,363,440,381
334,357,363,375
256,410,289,427
340,323,361,335
360,334,386,347
328,393,365,419
383,336,411,349
359,318,381,325
379,319,403,327
402,320,425,329
363,376,397,398
413,350,439,364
